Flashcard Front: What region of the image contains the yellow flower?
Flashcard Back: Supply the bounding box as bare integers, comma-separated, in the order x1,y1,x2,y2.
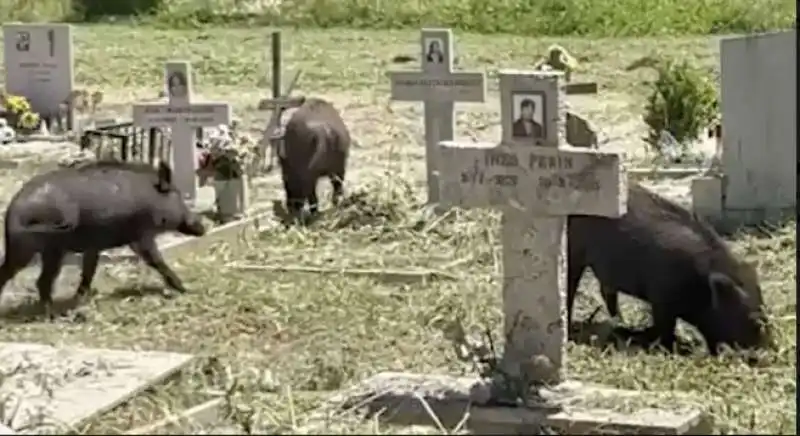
5,95,31,114
18,111,40,130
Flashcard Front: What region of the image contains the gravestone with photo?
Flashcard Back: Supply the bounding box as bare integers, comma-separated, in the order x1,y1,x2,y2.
133,61,231,207
322,71,710,434
2,23,74,132
387,28,486,205
692,30,796,231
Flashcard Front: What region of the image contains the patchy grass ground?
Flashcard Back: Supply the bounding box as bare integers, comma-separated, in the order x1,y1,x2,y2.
0,26,795,434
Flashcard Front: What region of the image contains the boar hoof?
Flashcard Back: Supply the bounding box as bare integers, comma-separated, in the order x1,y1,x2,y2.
161,288,185,299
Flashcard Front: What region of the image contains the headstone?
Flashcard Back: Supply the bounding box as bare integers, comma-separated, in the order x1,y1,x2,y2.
132,61,231,204
319,70,710,434
439,70,626,384
692,30,796,229
2,23,73,123
0,342,195,433
387,28,486,205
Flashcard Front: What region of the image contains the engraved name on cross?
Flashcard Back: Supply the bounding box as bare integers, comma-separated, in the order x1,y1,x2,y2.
437,70,628,385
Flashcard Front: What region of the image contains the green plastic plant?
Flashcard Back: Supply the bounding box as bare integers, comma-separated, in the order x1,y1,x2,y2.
640,58,719,159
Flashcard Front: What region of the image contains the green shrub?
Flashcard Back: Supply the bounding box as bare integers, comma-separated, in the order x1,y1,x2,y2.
71,0,162,20
638,57,719,157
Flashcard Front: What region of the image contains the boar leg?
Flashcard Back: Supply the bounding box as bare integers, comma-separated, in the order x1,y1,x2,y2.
282,176,305,218
330,173,344,206
37,250,66,319
599,284,623,322
0,242,36,300
307,188,320,215
565,256,587,332
77,250,100,297
130,238,188,294
637,304,679,351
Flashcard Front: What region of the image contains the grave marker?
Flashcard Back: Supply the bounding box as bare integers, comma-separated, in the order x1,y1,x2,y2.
692,30,797,230
440,71,626,384
257,31,306,173
0,342,195,433
2,23,73,125
387,28,486,204
133,61,231,204
322,70,710,434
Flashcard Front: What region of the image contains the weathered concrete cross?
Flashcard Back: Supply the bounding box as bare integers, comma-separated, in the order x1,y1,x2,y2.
387,28,486,205
315,69,711,435
133,61,231,205
439,70,627,385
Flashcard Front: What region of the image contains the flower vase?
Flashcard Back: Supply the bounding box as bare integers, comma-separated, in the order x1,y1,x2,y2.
213,175,249,223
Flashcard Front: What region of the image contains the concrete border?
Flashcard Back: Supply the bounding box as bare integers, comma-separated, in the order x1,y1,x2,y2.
628,167,706,181
98,206,273,264
320,372,712,435
691,176,796,234
226,262,458,284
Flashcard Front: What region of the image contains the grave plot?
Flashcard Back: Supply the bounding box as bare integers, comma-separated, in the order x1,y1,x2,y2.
316,70,712,434
692,29,797,231
0,342,201,434
94,59,282,264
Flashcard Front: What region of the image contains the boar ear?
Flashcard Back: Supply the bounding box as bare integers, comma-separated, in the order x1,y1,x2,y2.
156,162,173,193
709,272,747,308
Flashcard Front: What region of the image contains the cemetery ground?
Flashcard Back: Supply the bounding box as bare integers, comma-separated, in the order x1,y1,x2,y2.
0,26,796,433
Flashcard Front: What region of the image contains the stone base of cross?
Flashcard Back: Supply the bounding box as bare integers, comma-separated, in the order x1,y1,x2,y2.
316,70,711,434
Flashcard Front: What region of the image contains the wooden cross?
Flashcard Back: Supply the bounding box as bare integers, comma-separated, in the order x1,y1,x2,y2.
387,28,486,205
257,31,306,172
437,70,628,386
133,61,231,205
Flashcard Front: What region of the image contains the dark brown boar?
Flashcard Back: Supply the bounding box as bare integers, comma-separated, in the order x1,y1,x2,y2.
279,98,350,219
0,160,206,317
567,183,772,354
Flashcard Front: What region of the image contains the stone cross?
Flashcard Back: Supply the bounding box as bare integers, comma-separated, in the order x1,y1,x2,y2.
387,28,486,205
438,70,627,385
133,61,231,204
2,23,74,122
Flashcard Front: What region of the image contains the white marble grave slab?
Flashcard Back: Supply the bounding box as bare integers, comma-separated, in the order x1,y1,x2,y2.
0,342,195,433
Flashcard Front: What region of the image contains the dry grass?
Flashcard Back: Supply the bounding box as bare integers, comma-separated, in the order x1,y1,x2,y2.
0,26,795,434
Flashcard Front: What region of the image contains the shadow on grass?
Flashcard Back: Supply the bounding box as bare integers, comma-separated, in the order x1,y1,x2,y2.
0,284,176,324
569,317,700,356
0,292,87,324
106,284,171,300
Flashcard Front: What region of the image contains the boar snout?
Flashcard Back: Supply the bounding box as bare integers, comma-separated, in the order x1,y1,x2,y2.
178,214,207,236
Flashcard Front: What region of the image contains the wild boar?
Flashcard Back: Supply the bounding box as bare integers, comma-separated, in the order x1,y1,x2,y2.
279,98,350,219
0,160,206,317
566,183,772,354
